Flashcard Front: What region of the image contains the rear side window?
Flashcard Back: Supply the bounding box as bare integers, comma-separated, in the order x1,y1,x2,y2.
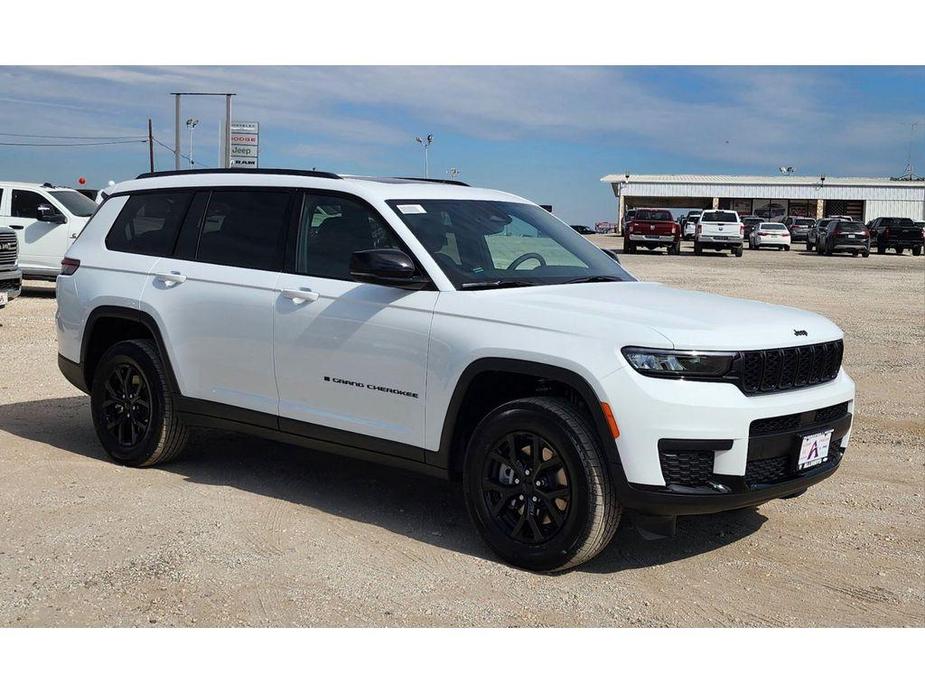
195,189,291,271
106,191,193,256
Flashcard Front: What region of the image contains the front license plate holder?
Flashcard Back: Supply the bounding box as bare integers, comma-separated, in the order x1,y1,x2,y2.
796,429,833,471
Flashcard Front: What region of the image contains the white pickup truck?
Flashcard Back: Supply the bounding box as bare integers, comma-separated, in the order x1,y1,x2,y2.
694,209,744,257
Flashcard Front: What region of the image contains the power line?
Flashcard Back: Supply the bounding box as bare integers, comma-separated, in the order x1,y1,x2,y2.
0,131,143,140
151,136,208,168
0,139,147,147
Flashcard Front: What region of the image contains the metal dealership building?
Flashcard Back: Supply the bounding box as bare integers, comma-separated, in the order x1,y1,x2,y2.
601,173,925,223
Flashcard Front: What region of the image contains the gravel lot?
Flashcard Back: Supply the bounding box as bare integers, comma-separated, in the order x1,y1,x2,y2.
1,240,922,627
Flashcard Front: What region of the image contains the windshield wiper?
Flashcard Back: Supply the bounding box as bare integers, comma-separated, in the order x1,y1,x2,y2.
459,279,538,290
565,275,625,284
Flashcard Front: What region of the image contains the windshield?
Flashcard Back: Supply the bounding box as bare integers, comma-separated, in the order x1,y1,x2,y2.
701,211,738,223
50,190,98,217
635,209,673,221
388,199,635,289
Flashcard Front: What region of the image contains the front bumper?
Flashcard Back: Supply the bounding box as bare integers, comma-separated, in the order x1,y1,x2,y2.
0,267,23,303
600,365,855,515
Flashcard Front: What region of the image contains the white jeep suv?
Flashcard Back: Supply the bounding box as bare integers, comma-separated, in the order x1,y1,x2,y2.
56,170,856,571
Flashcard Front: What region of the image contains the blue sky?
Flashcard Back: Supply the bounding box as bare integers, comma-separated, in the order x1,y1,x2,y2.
0,66,922,223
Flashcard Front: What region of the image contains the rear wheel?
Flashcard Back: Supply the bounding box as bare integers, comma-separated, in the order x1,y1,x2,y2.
463,397,621,572
785,245,790,251
669,241,681,255
913,246,922,256
877,244,886,254
733,246,743,258
90,339,189,467
693,242,703,256
862,249,870,258
896,247,904,255
624,240,635,254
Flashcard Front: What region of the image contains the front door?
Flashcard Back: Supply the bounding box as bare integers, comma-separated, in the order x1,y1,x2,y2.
273,191,436,450
8,189,70,275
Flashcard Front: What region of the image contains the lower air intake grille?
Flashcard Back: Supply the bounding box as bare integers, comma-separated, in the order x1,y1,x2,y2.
659,450,715,487
745,438,843,487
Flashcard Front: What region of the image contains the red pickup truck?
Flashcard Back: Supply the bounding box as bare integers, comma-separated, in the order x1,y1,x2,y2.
624,208,681,255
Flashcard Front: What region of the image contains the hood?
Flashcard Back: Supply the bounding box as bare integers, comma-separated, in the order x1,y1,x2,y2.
440,281,842,351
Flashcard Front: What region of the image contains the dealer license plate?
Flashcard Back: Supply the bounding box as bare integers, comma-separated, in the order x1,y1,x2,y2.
798,430,832,470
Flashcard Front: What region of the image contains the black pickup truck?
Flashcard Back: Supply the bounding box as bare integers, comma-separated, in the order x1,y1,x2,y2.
867,217,923,255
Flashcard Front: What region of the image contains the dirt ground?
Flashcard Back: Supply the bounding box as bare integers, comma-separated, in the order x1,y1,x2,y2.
1,239,922,627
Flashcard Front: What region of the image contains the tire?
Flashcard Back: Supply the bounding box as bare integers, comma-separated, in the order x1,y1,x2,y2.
862,250,870,258
733,246,743,258
877,244,886,255
816,242,824,255
785,245,790,251
806,240,814,251
669,241,681,255
694,242,703,256
90,339,189,467
895,247,904,255
624,241,635,254
462,396,621,572
913,246,922,256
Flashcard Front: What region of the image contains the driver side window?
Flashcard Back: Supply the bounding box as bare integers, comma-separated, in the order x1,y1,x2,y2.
12,190,59,219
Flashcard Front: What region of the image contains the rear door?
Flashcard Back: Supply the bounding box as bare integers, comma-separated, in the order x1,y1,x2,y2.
273,191,437,450
140,187,294,418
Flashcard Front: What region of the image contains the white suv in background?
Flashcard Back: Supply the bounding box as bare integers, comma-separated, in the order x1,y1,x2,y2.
56,169,856,571
0,181,98,280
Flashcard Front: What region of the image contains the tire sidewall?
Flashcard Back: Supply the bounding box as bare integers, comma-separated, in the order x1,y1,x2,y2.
463,403,598,572
91,341,167,466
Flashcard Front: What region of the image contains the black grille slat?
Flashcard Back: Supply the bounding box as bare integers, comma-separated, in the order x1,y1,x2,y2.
749,401,850,436
736,340,842,395
0,230,17,265
659,450,715,487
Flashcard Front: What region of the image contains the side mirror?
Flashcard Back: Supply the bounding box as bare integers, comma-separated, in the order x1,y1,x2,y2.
37,205,67,225
350,248,428,288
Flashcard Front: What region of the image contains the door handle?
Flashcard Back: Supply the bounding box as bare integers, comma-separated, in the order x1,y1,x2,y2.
281,288,320,304
10,225,23,230
155,272,187,287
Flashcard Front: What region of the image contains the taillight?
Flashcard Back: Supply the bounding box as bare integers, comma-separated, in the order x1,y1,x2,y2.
695,224,702,237
738,223,744,238
61,257,80,276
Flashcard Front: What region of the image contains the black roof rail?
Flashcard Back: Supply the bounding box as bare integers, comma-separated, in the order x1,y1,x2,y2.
393,176,470,187
135,168,342,180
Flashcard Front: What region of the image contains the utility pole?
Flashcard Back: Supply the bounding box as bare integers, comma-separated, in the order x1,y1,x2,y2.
173,94,181,170
148,118,155,173
186,118,199,169
224,94,232,168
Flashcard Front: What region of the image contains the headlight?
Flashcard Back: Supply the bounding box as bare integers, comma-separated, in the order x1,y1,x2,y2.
621,347,735,379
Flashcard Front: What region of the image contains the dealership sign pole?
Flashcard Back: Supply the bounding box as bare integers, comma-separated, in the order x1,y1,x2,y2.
228,120,259,169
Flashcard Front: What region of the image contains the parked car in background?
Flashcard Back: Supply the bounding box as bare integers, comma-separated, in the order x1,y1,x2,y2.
624,208,681,254
570,225,595,235
816,220,870,257
806,218,838,251
748,222,791,251
0,181,98,280
76,188,100,201
866,217,923,255
682,212,701,240
693,209,744,257
782,216,816,243
741,216,763,237
620,209,637,235
0,225,23,308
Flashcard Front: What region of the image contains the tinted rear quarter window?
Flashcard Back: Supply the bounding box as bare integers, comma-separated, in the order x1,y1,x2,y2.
106,191,193,256
196,190,291,271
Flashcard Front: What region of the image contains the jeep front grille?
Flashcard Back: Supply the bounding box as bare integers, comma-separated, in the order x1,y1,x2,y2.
736,340,843,395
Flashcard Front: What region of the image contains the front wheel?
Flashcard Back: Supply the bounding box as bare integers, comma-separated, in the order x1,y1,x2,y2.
90,339,189,467
463,397,621,572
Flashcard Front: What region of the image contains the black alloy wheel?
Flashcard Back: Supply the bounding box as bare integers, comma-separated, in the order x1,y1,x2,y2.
480,431,571,545
100,363,152,448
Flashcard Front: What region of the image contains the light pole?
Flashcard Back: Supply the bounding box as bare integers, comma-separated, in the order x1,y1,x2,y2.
186,118,199,169
415,134,433,177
